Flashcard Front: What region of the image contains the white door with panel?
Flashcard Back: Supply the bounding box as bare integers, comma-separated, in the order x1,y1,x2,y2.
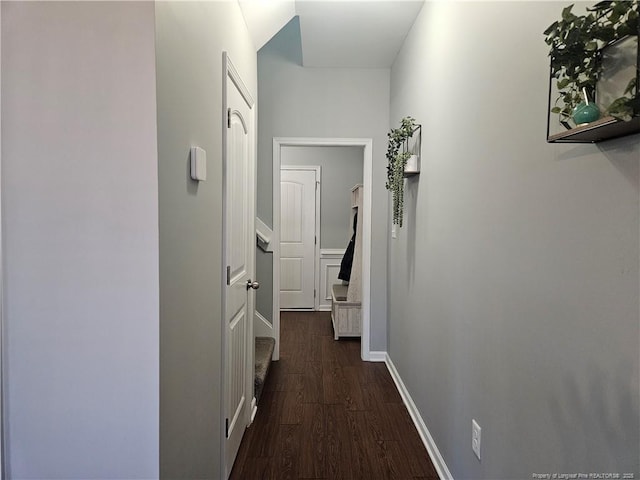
280,167,318,309
223,54,256,479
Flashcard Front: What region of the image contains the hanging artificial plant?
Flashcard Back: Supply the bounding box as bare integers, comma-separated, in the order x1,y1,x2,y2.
544,1,639,126
385,116,417,227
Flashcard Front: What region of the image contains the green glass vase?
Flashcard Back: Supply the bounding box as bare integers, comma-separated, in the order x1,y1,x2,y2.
572,102,600,126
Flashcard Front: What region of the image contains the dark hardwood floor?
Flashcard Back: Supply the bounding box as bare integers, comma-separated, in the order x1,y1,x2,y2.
230,311,439,480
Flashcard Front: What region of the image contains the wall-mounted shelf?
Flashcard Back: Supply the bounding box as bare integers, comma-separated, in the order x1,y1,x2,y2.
403,154,420,177
547,115,640,143
546,33,639,144
403,125,421,176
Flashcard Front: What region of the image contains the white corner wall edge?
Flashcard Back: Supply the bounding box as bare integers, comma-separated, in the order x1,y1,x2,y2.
237,0,295,51
0,3,5,477
368,351,386,362
385,354,454,480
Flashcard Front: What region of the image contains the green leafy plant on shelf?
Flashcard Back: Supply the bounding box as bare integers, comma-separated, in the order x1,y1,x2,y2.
544,1,639,126
385,116,416,227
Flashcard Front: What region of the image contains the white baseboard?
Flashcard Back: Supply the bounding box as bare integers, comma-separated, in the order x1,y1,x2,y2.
367,350,387,362
250,396,257,424
254,310,274,341
384,354,453,480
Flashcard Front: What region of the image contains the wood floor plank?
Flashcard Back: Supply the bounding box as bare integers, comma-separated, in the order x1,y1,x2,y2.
246,391,286,458
269,424,301,480
263,359,285,393
302,361,323,404
384,439,421,479
308,312,333,336
334,339,356,367
281,389,304,425
307,334,323,362
361,386,402,441
281,343,307,375
231,455,271,480
386,403,437,477
344,338,363,365
373,362,404,404
359,360,379,385
325,403,354,480
344,410,374,479
341,366,366,411
322,361,346,404
282,373,305,392
320,335,340,363
351,409,412,480
355,398,386,444
299,403,326,479
230,312,438,480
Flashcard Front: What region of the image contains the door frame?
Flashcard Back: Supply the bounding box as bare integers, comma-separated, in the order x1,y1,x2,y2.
0,4,5,476
221,52,255,479
273,138,373,361
279,165,321,311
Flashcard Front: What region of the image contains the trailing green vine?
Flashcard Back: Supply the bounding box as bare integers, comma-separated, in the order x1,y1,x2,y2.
385,116,416,227
544,1,639,125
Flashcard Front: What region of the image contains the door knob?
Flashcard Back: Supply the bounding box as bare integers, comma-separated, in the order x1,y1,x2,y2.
246,280,260,290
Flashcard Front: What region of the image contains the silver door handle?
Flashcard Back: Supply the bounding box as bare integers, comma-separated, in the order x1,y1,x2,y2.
246,280,260,290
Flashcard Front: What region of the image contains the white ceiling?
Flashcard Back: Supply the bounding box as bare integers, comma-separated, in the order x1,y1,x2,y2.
238,0,425,68
296,1,424,68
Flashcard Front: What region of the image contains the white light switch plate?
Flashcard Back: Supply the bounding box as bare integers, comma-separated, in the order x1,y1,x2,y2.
472,419,481,461
190,146,207,181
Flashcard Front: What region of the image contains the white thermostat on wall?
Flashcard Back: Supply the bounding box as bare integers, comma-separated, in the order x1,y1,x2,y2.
190,146,207,181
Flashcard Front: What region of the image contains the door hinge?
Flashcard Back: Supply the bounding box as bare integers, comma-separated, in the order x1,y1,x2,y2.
225,418,229,438
315,235,317,245
314,289,316,298
227,108,231,128
226,266,231,286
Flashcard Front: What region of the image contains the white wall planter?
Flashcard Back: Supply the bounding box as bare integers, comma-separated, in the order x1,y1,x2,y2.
404,154,420,176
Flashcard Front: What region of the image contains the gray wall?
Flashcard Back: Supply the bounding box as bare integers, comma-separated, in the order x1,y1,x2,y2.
282,145,364,249
2,2,159,478
257,18,390,351
155,2,257,478
388,2,639,478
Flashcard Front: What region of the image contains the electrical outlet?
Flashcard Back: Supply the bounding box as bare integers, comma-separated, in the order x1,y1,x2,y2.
472,419,481,461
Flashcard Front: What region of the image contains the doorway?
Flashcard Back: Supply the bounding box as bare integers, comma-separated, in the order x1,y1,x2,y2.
272,138,373,361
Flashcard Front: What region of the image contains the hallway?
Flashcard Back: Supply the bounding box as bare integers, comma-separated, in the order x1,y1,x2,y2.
230,312,438,479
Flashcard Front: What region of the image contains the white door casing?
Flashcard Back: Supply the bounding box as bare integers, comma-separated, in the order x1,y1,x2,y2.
272,138,373,361
222,53,255,479
0,5,4,476
280,167,319,310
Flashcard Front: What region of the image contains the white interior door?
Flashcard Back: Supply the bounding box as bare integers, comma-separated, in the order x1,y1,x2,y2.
280,167,318,309
223,54,255,479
